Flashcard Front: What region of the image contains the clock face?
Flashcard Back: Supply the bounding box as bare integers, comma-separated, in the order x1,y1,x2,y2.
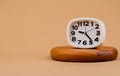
67,18,106,48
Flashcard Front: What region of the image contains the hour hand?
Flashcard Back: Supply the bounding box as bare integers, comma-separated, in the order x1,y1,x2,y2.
78,31,84,34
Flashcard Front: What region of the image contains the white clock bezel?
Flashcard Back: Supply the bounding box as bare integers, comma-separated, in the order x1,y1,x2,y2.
66,17,106,48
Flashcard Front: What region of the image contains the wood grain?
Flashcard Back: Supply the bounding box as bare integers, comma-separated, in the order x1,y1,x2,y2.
50,46,118,62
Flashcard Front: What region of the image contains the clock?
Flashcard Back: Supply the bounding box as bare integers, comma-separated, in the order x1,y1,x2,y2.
51,17,118,62
67,17,106,48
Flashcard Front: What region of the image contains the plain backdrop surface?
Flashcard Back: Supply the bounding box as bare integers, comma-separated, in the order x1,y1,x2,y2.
0,0,120,76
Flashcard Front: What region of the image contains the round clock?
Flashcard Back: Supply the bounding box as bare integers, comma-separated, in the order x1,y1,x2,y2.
67,17,106,48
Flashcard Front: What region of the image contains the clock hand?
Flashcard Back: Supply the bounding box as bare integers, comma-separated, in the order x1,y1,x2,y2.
85,27,86,32
85,32,93,42
86,28,94,33
85,27,91,40
78,31,84,34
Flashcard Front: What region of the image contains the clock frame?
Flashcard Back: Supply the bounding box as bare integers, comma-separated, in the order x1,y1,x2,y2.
66,17,106,48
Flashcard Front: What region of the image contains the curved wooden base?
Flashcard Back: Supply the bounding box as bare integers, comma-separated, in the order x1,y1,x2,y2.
50,46,118,62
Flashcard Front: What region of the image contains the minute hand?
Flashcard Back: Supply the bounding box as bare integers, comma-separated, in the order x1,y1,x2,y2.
85,32,92,41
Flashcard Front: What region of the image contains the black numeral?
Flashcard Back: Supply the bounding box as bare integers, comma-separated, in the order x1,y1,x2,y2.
94,37,99,42
95,24,99,29
83,21,89,26
83,40,87,45
72,37,76,42
71,31,75,35
89,40,93,45
96,31,100,36
77,22,82,26
77,22,79,27
72,25,78,30
78,40,81,44
91,22,94,26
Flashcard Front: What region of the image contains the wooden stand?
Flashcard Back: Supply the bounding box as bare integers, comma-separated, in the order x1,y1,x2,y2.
50,46,118,62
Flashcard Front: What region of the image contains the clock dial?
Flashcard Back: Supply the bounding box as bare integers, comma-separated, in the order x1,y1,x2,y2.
67,18,106,48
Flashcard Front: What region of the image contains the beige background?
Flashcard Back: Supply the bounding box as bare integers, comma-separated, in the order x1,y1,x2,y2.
0,0,120,76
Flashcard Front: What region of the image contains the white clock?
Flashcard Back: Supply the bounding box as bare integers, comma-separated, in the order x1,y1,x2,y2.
67,17,106,48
